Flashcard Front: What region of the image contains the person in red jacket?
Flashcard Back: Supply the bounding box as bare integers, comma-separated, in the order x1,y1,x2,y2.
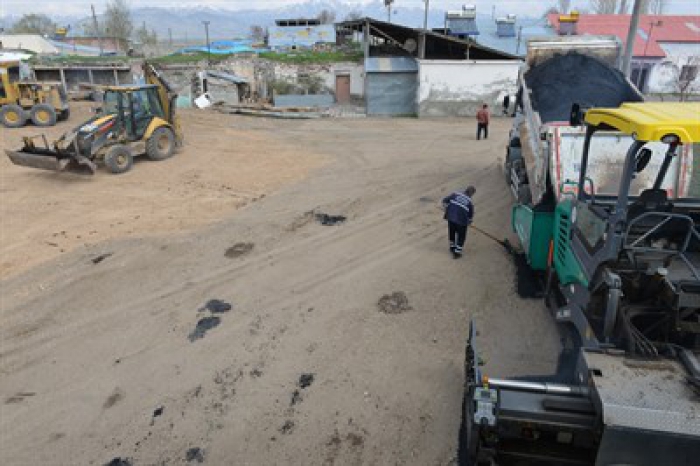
476,104,490,140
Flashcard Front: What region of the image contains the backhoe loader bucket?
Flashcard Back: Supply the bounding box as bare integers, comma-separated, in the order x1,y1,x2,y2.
6,150,97,175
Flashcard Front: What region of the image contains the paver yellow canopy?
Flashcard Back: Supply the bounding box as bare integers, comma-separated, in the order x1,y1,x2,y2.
585,102,700,143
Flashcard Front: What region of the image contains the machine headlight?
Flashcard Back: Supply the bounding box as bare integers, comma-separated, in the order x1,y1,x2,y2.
661,134,680,144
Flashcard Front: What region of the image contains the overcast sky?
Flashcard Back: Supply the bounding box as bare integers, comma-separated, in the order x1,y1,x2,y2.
1,0,698,18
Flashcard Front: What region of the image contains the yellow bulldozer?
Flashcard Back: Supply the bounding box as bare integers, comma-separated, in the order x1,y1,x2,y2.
0,61,70,127
6,62,182,175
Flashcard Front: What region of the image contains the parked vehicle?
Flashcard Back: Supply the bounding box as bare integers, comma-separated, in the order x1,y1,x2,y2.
0,61,70,128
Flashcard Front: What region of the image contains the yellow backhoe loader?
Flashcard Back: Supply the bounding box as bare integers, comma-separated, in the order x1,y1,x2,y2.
0,61,70,127
6,62,183,175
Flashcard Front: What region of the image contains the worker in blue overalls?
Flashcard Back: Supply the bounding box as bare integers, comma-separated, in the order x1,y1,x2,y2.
442,186,476,259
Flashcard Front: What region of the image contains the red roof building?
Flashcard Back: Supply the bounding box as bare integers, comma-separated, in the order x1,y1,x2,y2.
547,14,700,58
546,14,700,94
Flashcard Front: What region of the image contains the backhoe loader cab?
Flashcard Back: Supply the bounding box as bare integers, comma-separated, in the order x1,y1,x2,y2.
0,61,70,127
100,85,168,141
6,63,182,175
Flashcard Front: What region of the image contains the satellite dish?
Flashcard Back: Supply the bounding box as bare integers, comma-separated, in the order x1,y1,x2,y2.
404,38,417,53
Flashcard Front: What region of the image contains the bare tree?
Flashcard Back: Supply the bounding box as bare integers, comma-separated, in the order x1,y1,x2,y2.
10,14,56,35
640,0,667,14
104,0,133,49
618,0,629,13
543,6,560,18
590,0,618,14
317,9,336,24
558,0,572,14
250,25,265,43
344,10,363,21
677,57,700,101
135,23,157,46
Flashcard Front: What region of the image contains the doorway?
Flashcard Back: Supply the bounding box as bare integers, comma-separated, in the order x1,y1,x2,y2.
335,74,351,104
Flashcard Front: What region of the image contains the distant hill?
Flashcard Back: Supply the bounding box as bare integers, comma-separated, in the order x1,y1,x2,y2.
2,1,537,42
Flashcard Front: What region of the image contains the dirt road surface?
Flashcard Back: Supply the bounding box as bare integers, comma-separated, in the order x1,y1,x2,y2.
0,103,324,279
1,109,560,465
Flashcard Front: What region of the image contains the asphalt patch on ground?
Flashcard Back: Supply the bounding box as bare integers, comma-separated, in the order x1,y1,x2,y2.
92,253,113,264
315,213,347,226
188,316,221,342
185,447,205,463
225,242,254,259
279,420,295,435
290,373,316,406
199,299,232,314
378,292,412,314
500,240,543,299
104,458,132,466
298,373,315,388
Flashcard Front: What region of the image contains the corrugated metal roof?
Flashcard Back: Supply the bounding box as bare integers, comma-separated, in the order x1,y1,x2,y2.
547,14,700,58
365,57,418,73
0,34,59,54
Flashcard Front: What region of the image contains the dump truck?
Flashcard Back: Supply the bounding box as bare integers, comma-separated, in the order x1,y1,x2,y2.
6,62,182,175
0,61,70,127
461,90,700,466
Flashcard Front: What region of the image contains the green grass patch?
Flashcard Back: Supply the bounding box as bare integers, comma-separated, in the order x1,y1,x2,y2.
259,49,363,64
151,52,237,65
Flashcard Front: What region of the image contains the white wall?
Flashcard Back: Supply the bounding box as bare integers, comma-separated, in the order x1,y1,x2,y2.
417,60,520,117
647,42,700,95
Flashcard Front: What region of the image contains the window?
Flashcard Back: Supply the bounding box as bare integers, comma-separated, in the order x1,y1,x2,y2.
103,91,121,115
576,204,608,251
7,66,20,83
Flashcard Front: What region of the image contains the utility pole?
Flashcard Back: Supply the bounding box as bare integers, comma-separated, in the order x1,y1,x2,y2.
91,4,104,56
637,19,663,90
385,0,394,23
423,0,430,31
203,21,211,65
516,26,523,56
622,0,643,78
168,28,173,47
420,0,430,59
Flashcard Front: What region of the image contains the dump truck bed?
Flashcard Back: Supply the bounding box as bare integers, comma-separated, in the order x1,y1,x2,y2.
517,36,644,204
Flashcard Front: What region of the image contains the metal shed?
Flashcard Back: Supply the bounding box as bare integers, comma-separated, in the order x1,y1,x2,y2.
365,57,418,116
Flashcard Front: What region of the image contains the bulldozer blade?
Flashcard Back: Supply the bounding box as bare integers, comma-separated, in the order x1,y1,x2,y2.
6,150,97,176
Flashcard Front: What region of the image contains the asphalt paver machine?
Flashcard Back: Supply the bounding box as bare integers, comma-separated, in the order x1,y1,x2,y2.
461,103,700,465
